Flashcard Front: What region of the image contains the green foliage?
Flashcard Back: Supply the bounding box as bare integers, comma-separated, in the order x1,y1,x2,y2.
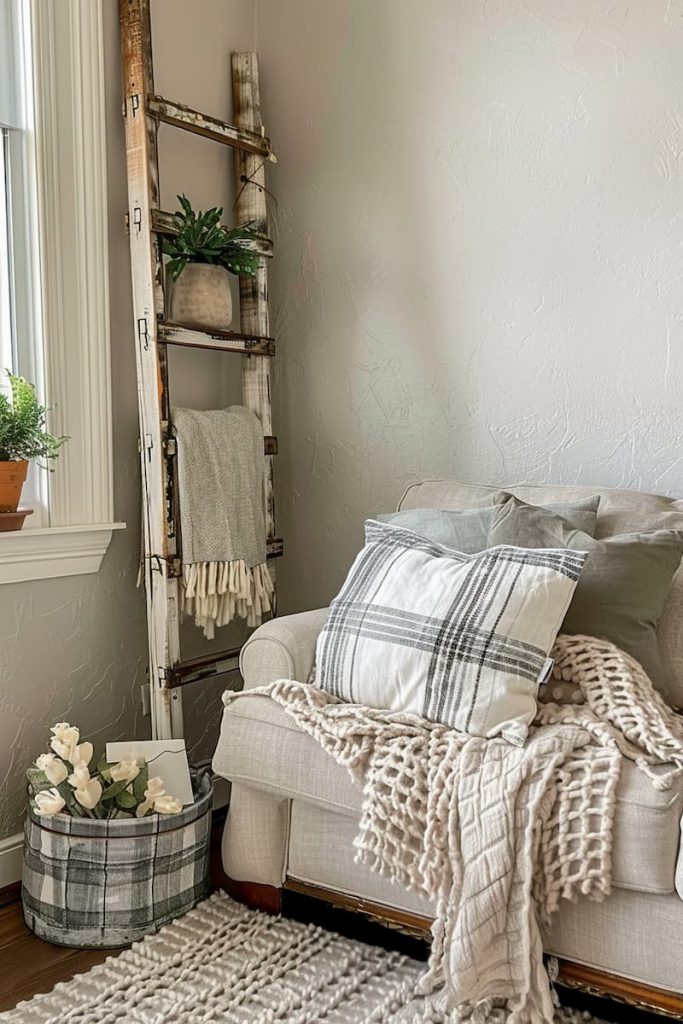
27,724,185,820
100,778,132,802
99,778,137,814
161,194,264,281
115,789,138,811
132,761,149,804
0,372,68,465
59,781,88,818
26,768,53,796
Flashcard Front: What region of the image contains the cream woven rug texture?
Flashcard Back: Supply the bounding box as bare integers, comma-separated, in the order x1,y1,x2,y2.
3,892,606,1024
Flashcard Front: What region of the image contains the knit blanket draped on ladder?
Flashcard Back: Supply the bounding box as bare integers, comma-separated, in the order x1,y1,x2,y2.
223,634,683,1024
173,405,274,639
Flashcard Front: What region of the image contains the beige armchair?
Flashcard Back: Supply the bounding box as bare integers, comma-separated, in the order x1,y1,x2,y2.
214,480,683,1017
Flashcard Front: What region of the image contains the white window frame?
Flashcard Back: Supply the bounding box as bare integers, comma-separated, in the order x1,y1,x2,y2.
0,0,124,584
2,8,48,524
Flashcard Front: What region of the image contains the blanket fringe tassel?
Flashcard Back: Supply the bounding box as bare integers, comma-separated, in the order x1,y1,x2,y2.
182,560,274,639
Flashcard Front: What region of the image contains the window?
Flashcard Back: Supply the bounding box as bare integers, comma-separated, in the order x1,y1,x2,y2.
0,131,12,374
1,1,46,522
0,0,124,583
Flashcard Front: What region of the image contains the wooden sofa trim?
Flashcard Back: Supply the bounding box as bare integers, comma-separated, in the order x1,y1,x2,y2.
284,877,432,938
227,876,683,1019
556,960,683,1020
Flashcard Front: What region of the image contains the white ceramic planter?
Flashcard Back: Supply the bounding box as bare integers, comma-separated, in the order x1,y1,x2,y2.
168,263,233,331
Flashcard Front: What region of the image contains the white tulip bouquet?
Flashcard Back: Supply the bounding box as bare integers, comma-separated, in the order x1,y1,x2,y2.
27,723,183,819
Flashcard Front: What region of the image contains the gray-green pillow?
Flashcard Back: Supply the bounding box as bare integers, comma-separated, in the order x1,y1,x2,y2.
378,496,600,554
488,496,683,688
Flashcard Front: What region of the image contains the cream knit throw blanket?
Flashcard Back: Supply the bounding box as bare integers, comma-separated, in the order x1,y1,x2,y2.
224,634,683,1024
173,406,274,639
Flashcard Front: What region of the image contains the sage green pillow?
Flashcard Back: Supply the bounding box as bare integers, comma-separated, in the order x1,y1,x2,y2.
378,495,600,555
488,496,683,687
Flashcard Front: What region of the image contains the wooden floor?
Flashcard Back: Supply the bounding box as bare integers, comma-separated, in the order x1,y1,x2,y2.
0,898,111,1012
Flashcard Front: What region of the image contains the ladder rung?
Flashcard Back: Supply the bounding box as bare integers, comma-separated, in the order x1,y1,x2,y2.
165,435,275,457
152,209,273,258
166,540,282,578
168,647,241,689
159,321,275,356
267,537,284,559
148,96,271,157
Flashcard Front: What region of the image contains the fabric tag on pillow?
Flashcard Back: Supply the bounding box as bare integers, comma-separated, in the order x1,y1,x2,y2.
539,657,555,686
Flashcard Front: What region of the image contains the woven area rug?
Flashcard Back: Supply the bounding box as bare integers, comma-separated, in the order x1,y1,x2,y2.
3,892,606,1024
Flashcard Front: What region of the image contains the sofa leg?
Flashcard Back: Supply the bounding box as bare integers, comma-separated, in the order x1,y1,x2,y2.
226,877,282,916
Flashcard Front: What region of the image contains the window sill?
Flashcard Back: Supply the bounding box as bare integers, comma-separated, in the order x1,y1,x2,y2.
0,522,126,584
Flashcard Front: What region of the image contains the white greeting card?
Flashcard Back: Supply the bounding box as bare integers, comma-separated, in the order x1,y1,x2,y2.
106,739,194,806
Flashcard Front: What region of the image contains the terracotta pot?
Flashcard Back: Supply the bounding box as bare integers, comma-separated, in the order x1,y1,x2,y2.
0,460,28,512
0,508,33,531
168,263,232,331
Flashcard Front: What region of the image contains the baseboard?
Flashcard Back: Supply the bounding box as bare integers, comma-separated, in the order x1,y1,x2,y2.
0,832,23,889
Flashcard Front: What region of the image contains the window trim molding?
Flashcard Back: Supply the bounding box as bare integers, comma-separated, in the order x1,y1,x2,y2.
0,0,125,584
0,522,126,584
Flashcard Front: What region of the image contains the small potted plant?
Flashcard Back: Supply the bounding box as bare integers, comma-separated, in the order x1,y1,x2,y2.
163,193,264,331
0,371,67,531
23,721,212,948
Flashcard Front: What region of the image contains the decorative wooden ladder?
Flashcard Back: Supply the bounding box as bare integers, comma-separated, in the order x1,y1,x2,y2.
119,0,281,739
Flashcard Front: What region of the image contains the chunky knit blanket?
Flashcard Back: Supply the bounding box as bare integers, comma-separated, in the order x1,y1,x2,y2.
224,634,683,1024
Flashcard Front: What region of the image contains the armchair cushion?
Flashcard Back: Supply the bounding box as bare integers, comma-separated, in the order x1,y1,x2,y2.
378,494,600,554
215,685,683,897
314,520,584,743
489,495,683,689
239,607,329,690
399,480,683,708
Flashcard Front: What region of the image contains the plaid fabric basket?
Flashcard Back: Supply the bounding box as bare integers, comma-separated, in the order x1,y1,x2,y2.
22,773,212,948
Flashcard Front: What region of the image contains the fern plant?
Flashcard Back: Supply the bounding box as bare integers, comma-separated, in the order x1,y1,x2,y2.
0,372,67,465
162,194,264,281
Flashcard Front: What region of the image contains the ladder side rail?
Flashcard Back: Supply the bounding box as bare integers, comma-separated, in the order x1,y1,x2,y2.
119,0,182,739
232,53,276,581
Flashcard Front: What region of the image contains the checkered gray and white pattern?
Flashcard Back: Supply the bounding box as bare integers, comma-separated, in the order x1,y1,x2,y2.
21,775,212,948
316,520,586,744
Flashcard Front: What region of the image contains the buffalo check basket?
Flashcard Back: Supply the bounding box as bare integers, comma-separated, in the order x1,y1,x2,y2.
21,775,212,948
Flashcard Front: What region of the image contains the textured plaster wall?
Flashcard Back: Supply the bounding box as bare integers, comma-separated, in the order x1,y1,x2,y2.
0,7,146,841
0,1,254,841
255,0,683,614
4,0,682,839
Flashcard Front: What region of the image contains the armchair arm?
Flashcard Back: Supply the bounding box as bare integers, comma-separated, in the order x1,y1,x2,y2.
239,607,329,689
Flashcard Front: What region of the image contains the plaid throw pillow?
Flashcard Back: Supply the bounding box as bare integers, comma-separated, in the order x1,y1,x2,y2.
315,520,586,744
